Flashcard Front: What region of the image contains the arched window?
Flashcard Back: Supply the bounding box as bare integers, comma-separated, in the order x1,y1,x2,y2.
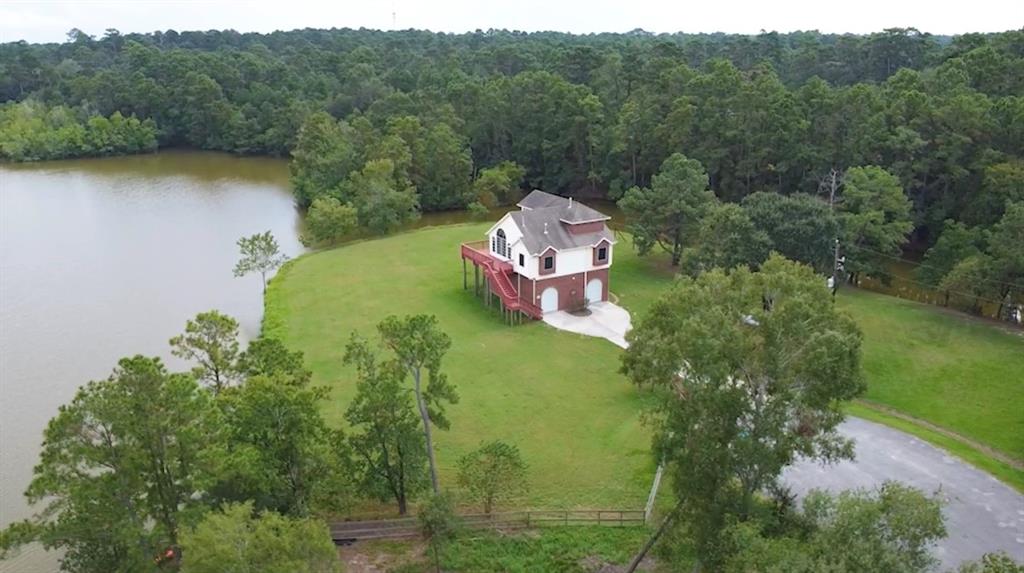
495,229,507,257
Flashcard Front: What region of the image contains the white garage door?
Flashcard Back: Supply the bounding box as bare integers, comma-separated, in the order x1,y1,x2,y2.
540,287,558,313
586,278,603,304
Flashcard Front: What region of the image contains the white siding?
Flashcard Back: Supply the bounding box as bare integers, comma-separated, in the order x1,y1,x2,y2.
553,247,592,275
486,215,523,261
513,244,539,279
486,212,614,280
535,242,611,279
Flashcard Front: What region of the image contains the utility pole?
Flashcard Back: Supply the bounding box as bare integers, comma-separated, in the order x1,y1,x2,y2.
826,168,838,210
821,168,842,299
831,238,841,300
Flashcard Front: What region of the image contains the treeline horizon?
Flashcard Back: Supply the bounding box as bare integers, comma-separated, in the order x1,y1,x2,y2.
2,26,1022,246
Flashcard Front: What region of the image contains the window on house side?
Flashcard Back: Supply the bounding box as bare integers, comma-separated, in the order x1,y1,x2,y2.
598,247,607,261
544,256,554,270
495,229,506,256
519,253,525,266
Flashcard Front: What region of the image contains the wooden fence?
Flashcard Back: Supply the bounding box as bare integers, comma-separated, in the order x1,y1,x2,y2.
329,509,645,543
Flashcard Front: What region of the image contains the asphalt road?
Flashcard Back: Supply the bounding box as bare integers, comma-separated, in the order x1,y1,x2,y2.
542,306,1024,569
784,417,1024,570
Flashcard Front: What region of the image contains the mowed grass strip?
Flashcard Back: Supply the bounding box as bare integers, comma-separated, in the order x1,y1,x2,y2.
265,224,662,509
837,288,1024,462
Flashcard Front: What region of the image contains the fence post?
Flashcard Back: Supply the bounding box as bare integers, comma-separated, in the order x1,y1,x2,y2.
644,464,664,525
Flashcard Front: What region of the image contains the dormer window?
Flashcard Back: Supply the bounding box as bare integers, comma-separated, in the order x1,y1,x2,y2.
593,241,611,266
544,255,554,270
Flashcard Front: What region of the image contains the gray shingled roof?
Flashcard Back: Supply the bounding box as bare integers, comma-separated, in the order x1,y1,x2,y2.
517,190,610,223
509,208,615,254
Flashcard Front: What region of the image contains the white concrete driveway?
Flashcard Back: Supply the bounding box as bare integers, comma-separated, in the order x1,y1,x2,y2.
542,301,632,348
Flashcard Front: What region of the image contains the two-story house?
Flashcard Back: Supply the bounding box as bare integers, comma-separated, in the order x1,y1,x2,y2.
460,190,615,320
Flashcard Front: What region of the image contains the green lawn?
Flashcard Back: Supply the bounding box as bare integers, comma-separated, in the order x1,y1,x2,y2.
267,223,1024,506
837,288,1024,462
265,224,669,509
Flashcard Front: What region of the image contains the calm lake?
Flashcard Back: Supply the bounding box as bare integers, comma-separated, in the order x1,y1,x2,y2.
0,151,303,572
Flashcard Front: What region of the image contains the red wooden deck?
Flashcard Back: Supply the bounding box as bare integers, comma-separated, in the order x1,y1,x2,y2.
461,241,542,320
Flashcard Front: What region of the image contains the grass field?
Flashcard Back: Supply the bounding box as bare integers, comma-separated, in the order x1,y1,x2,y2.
264,223,669,509
837,289,1024,462
266,223,1023,504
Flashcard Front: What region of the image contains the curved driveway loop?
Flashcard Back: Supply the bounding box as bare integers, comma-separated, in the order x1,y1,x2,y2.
543,302,1024,569
785,417,1024,570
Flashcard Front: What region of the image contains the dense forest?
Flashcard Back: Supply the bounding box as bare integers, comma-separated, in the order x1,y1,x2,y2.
1,27,1022,310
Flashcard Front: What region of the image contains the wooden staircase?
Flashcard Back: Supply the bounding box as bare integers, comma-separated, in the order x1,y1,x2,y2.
460,242,542,320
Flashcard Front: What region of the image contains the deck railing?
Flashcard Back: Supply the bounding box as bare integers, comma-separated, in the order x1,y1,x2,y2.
460,241,512,272
330,509,645,542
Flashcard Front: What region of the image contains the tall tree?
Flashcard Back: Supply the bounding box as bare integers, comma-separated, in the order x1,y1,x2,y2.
388,117,474,211
289,112,361,208
215,375,351,517
621,255,864,569
237,337,312,386
169,310,241,394
684,202,772,274
986,202,1024,319
964,160,1024,226
340,159,420,234
376,315,459,495
343,335,429,515
837,166,913,282
472,160,526,207
743,192,839,272
233,230,289,294
0,356,220,572
940,254,997,315
619,153,718,265
917,220,984,305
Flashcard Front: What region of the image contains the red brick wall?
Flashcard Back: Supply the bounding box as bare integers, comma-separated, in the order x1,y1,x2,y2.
538,247,557,276
525,268,610,311
565,220,606,235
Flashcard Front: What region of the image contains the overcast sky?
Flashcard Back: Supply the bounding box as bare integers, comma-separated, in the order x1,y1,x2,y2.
1,0,1022,44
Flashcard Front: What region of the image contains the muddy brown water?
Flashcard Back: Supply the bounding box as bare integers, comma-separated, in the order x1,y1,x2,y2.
0,151,304,571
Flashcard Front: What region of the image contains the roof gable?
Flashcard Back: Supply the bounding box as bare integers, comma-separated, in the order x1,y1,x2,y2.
517,190,610,223
517,190,566,210
510,209,615,255
485,211,521,237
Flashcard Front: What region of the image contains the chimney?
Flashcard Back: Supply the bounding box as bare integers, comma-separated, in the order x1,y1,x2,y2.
569,197,573,208
543,222,548,234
